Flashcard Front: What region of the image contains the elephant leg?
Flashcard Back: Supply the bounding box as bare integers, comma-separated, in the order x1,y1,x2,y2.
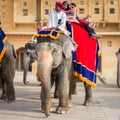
0,79,7,101
71,81,77,95
51,75,55,88
6,79,15,101
69,76,77,100
41,86,45,112
23,54,30,85
83,82,93,106
51,75,60,98
56,71,69,114
39,75,52,117
54,76,60,98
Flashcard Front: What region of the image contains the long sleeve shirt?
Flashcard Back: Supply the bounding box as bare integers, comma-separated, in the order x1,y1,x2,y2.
47,10,67,33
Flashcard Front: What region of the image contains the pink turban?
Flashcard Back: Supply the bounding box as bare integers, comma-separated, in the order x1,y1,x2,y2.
56,2,64,9
37,27,42,32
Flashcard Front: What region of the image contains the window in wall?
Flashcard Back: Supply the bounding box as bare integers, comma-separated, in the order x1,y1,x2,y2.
80,1,84,5
94,8,100,14
79,8,84,14
45,9,49,15
110,0,114,5
1,12,5,18
95,1,99,5
107,41,112,47
23,1,27,6
109,8,115,14
45,1,48,5
23,9,28,16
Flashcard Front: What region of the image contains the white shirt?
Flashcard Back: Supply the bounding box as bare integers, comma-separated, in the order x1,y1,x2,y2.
47,10,67,34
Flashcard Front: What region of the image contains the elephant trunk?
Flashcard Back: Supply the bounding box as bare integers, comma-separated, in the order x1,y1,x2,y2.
23,53,30,85
37,50,53,117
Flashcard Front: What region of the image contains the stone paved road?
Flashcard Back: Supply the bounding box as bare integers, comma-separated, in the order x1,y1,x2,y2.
0,72,120,120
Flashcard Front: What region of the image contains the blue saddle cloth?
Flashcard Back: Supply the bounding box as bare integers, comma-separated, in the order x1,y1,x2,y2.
35,28,64,40
0,28,8,62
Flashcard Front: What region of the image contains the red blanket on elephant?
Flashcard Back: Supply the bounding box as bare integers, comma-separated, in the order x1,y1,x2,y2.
66,22,100,87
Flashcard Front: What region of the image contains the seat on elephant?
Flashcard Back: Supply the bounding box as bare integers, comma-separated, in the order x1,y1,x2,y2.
35,28,64,40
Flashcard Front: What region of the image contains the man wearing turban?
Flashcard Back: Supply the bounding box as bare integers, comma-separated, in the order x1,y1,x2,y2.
46,2,67,34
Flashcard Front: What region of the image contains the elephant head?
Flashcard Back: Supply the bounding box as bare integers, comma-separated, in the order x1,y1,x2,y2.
23,42,37,85
36,34,73,117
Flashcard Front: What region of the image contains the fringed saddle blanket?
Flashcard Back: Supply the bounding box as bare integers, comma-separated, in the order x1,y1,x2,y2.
35,28,64,40
0,28,8,62
66,22,100,87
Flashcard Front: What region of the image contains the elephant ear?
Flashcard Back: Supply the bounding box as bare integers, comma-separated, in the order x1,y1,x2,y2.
62,40,72,59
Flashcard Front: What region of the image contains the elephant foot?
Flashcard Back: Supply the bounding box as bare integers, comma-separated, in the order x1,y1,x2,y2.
24,81,29,85
0,94,7,101
7,96,15,102
56,106,70,114
84,98,93,106
41,101,53,117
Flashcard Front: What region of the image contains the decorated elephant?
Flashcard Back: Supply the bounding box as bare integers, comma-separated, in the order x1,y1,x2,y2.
36,34,93,117
23,41,37,85
116,49,120,88
0,41,17,101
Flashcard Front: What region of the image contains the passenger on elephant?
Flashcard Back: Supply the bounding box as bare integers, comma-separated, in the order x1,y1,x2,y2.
62,2,102,39
42,2,67,34
62,2,78,22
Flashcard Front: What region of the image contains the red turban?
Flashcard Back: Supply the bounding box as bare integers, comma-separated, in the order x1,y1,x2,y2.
56,2,64,9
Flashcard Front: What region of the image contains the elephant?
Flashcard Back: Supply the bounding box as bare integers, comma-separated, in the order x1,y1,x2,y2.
36,34,93,117
23,42,37,85
0,41,17,101
116,49,120,88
